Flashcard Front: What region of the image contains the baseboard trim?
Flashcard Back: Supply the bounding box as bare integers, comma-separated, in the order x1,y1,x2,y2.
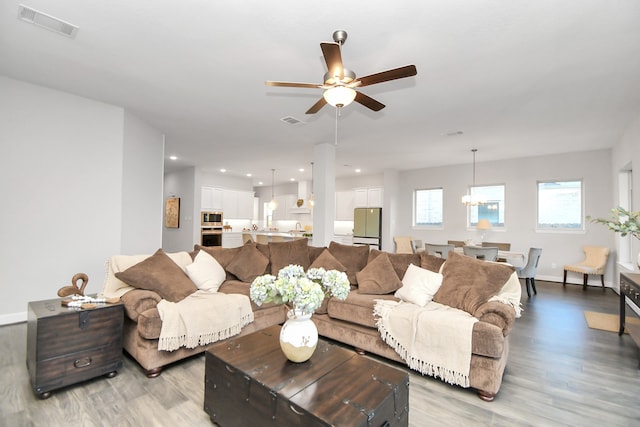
0,312,26,326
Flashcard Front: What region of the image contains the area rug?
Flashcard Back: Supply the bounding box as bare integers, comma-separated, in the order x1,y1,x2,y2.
583,311,640,334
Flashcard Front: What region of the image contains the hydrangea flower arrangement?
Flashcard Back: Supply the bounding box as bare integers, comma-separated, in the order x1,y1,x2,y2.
250,264,350,315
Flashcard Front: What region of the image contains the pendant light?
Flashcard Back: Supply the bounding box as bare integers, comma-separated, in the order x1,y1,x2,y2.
461,149,487,206
308,162,315,208
268,169,278,210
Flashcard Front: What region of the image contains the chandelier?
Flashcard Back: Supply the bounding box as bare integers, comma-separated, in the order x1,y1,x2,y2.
268,169,278,210
461,149,487,206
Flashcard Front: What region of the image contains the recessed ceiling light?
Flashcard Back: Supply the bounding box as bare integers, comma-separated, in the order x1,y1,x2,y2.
355,169,361,173
220,168,226,173
299,168,305,172
258,181,263,185
246,173,252,177
169,155,177,161
290,178,295,182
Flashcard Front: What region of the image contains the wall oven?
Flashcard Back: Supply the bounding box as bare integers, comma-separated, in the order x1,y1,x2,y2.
201,227,223,247
201,211,223,227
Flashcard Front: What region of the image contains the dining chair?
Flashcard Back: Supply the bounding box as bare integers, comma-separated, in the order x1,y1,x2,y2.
394,236,415,254
447,240,465,248
563,246,609,289
516,248,542,298
411,239,425,253
242,233,254,244
462,246,499,262
270,236,286,243
425,243,455,259
482,242,511,251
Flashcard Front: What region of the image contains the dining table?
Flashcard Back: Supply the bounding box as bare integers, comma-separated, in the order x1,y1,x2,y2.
454,246,526,269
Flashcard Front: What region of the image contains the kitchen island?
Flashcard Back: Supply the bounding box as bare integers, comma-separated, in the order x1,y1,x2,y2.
222,231,310,247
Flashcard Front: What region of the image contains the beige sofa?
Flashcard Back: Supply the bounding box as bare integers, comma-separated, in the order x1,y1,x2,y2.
102,238,519,400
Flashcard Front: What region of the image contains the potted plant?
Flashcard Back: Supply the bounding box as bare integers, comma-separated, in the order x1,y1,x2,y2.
250,264,349,362
589,207,640,268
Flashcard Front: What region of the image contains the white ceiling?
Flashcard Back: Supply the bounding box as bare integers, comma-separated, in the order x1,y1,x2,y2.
2,0,640,186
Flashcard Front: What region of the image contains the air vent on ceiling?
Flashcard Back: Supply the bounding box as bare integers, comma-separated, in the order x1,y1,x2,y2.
444,130,464,137
280,116,304,126
18,4,79,38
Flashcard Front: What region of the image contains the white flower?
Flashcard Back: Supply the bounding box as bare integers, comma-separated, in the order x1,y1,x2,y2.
249,265,351,315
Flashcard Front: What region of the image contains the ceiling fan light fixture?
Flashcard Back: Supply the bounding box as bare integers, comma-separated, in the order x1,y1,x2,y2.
323,86,356,108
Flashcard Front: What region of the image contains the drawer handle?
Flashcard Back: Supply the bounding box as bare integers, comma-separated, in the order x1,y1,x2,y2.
74,357,92,368
289,404,304,416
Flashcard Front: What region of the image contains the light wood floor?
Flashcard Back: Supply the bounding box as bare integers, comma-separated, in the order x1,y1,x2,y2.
2,281,640,426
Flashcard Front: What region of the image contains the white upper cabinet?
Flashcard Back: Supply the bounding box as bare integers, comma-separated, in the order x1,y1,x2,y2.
272,194,296,221
335,190,355,221
202,187,254,219
353,187,383,208
202,186,223,211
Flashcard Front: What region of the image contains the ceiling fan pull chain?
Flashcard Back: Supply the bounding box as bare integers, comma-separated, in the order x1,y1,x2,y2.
335,107,339,145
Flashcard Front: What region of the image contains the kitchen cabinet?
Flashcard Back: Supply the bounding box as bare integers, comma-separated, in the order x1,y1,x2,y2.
202,187,223,211
272,194,296,221
237,191,254,219
335,191,355,221
353,187,383,208
222,190,238,218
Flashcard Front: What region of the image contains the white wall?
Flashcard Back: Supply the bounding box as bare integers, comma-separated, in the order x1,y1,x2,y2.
0,76,164,324
121,112,165,254
163,167,197,252
396,149,615,285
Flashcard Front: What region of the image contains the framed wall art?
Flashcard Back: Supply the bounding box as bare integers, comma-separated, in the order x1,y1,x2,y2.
165,197,180,228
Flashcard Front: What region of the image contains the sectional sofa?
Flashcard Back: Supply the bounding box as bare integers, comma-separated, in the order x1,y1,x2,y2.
102,238,520,400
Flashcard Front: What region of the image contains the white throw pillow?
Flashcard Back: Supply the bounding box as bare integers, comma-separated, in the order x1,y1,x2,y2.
185,250,226,292
394,263,443,307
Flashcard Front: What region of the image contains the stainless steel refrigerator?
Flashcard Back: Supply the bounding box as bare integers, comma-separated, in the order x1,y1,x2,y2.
353,208,382,249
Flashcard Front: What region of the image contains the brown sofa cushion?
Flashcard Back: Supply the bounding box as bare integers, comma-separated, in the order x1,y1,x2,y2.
309,248,347,272
368,250,420,279
356,252,403,295
433,251,515,315
328,241,369,285
327,291,398,328
308,245,326,264
226,241,270,283
420,253,446,272
115,248,197,303
269,238,310,275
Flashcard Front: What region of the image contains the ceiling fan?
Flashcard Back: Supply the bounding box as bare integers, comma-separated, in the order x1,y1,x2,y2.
266,30,417,114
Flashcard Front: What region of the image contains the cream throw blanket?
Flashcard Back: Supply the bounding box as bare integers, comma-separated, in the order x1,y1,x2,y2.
374,300,478,387
156,290,254,351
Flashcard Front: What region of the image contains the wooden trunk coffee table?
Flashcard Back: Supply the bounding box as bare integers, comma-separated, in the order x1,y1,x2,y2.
204,325,409,427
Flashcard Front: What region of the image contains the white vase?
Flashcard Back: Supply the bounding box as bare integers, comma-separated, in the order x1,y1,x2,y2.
279,309,318,363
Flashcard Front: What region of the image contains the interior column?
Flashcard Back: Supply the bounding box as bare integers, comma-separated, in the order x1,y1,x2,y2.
312,143,336,247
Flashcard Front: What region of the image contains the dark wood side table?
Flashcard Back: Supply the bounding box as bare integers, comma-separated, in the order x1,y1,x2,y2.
619,272,640,355
26,297,124,399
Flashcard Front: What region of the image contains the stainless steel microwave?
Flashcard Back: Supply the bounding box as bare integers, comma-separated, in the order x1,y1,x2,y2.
201,211,223,226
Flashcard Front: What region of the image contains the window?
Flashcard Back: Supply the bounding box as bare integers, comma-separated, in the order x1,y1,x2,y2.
414,188,443,227
537,180,583,230
468,185,505,227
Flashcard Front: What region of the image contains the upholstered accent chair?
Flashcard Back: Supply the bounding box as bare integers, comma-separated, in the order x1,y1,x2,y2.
425,243,455,259
394,236,415,254
516,248,542,298
563,246,610,289
462,246,499,262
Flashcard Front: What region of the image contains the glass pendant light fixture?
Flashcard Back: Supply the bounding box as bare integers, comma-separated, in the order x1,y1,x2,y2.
268,169,278,211
461,149,487,206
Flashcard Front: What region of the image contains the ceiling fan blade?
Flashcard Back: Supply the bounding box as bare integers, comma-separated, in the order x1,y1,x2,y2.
265,81,320,89
305,98,327,114
357,65,417,87
354,91,385,111
321,42,344,81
